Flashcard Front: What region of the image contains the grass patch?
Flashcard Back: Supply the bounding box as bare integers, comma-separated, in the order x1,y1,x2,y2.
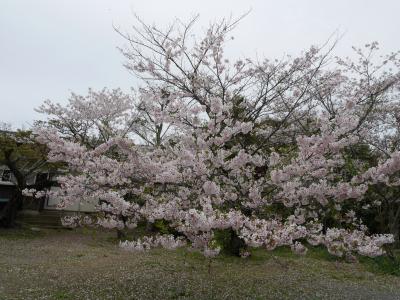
0,226,47,240
54,290,74,300
359,253,400,276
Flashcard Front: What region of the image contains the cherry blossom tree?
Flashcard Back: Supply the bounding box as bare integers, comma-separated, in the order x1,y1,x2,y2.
35,16,400,258
35,88,135,148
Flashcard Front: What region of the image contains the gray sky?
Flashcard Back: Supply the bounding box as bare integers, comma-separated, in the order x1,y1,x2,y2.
1,0,400,128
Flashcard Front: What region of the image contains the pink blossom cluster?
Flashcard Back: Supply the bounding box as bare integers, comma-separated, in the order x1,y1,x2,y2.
61,214,94,228
309,228,394,258
120,234,186,252
22,188,47,199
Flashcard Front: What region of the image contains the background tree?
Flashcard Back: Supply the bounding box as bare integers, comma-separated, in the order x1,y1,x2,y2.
0,129,57,228
36,87,176,148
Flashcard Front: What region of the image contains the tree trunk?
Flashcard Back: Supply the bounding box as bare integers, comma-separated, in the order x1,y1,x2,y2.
389,205,400,247
225,229,246,256
0,193,21,228
117,229,127,240
1,150,26,228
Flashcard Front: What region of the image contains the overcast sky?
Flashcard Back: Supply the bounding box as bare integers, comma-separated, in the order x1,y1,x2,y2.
1,0,400,128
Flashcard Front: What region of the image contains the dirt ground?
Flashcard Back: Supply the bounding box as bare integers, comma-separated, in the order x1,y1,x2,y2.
1,228,400,300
